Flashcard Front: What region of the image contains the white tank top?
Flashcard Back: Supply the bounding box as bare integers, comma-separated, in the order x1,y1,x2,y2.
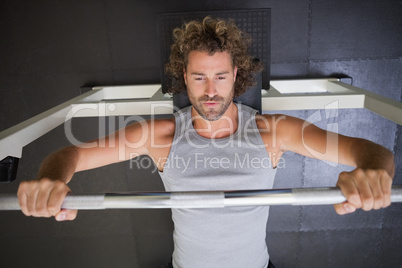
159,103,277,268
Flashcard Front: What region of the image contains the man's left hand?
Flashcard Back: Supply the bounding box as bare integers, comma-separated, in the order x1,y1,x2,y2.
334,168,393,215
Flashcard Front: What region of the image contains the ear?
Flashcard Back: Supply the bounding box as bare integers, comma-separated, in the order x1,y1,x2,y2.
233,66,238,82
183,68,187,85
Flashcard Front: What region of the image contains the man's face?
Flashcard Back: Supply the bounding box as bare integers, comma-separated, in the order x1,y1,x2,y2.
184,51,237,121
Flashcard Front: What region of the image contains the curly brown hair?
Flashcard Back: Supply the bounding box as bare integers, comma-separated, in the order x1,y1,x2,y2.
165,16,263,97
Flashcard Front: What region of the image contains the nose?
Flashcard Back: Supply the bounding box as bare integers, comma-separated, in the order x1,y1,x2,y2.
205,80,217,98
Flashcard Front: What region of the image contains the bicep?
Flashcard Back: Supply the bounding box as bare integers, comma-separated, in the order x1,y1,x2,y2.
276,115,356,166
75,121,151,172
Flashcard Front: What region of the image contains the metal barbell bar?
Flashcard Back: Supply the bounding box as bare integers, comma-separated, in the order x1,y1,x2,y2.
1,186,401,210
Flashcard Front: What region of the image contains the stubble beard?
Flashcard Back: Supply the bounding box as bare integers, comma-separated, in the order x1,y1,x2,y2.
189,90,234,121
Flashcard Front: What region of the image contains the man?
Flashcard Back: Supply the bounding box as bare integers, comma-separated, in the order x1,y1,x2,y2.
18,17,394,268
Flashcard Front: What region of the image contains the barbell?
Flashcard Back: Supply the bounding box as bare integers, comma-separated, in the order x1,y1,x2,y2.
0,186,401,210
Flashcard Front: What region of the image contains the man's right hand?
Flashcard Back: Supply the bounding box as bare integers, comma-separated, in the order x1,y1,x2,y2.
17,178,78,221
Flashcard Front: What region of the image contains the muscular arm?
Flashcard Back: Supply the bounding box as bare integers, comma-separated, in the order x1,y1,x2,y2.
261,114,395,214
17,119,174,220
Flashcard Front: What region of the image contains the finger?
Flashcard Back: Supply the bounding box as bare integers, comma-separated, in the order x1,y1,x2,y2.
337,172,362,209
26,182,40,216
17,183,30,216
334,202,356,215
350,169,375,211
367,171,384,210
380,171,393,208
35,182,54,217
48,181,71,216
356,181,374,211
55,209,78,221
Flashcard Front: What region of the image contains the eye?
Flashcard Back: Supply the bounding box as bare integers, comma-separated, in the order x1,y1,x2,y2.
215,76,226,81
194,76,205,81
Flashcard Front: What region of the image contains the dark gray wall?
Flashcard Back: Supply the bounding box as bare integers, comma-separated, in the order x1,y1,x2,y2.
0,1,401,267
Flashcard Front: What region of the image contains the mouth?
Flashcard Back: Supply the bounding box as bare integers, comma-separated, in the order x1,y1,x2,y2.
203,102,219,108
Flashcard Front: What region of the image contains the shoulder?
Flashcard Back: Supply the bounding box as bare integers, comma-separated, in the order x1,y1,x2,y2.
256,114,305,132
255,114,286,131
124,118,175,163
146,118,176,139
255,114,307,152
145,118,175,170
123,118,175,146
125,117,175,132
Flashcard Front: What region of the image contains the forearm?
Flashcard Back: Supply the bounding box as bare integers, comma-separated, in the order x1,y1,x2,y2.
36,146,80,184
350,138,395,178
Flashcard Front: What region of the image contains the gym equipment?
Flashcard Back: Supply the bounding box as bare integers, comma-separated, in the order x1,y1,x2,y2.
1,186,401,210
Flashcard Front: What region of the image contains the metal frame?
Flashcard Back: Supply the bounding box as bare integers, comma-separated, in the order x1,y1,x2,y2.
1,78,401,160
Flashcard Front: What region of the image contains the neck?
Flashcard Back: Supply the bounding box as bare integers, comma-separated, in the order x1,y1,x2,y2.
191,102,238,139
